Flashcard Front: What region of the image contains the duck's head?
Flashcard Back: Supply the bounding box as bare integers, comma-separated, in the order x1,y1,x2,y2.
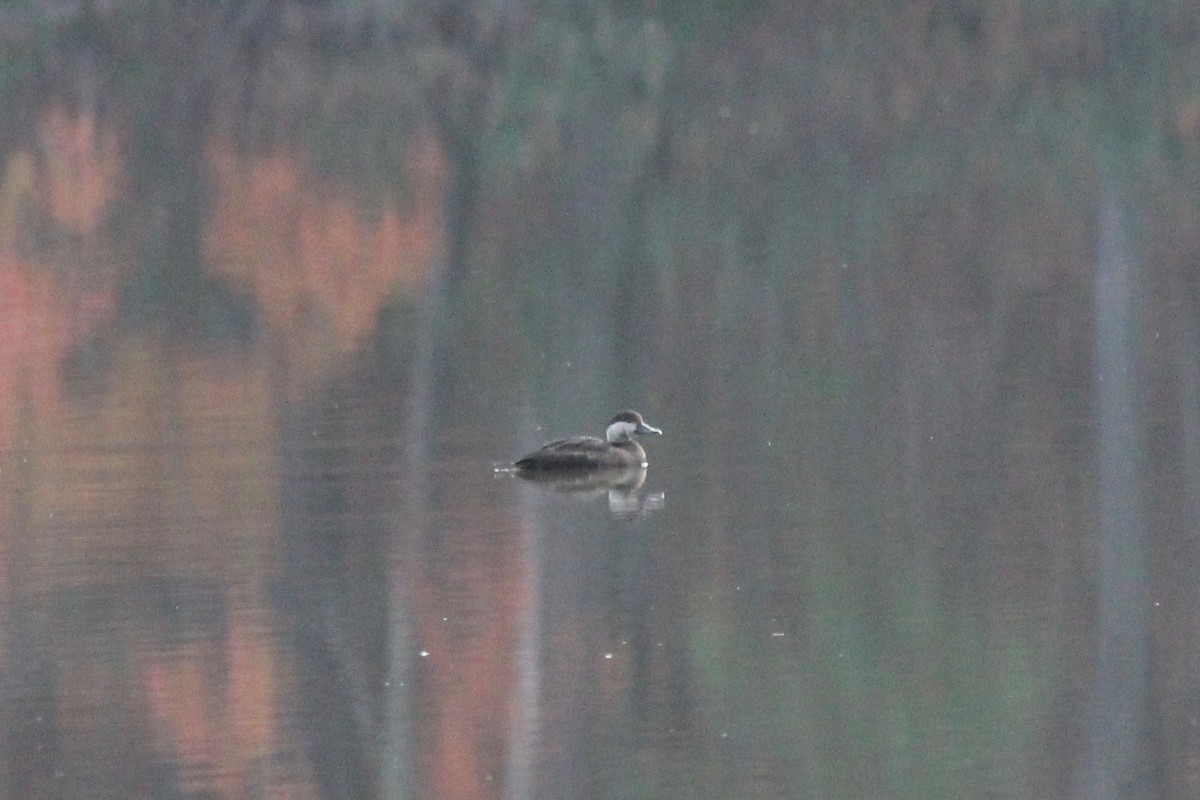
605,410,663,443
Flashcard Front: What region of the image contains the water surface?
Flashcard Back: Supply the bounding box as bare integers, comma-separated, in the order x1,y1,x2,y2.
2,6,1199,799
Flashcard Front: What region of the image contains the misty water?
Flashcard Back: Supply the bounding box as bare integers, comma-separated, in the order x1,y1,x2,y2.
2,4,1199,800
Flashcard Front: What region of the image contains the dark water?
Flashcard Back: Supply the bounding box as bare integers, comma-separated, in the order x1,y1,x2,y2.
3,5,1200,799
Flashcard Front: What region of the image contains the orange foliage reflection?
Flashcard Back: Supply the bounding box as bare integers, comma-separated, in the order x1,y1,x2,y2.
0,253,115,446
37,105,123,235
0,103,124,449
142,605,291,799
1,105,453,800
205,137,443,353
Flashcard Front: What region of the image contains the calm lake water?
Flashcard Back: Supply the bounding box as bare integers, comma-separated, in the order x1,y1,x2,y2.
3,5,1200,800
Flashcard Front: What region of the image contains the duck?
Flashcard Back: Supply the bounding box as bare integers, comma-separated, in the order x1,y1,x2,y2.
514,410,663,471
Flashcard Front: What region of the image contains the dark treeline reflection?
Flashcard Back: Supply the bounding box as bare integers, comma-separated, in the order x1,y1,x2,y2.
1,2,1199,799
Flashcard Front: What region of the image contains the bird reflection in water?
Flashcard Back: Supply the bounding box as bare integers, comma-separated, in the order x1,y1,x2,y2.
497,464,665,518
520,466,665,518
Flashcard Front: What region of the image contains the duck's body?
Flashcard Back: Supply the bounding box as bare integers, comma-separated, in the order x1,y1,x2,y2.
515,436,647,471
514,410,662,471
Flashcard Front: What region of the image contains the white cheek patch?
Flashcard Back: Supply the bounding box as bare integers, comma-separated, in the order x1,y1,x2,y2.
606,420,637,442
